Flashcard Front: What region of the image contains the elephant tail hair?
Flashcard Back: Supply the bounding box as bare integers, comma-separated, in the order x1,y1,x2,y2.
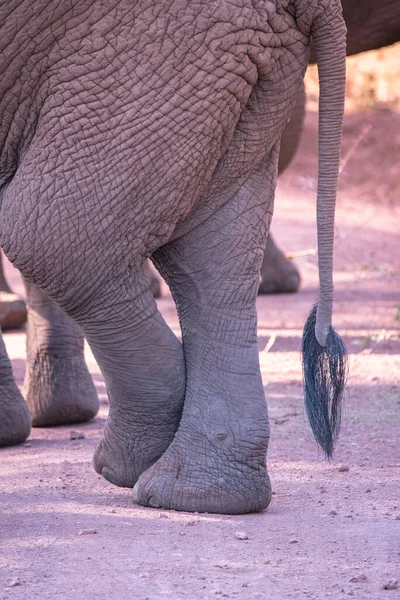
301,304,348,458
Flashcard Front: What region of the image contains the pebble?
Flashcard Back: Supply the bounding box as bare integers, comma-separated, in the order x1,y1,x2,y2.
274,417,289,425
383,579,398,590
337,464,350,472
185,520,199,527
289,539,298,544
349,574,367,583
235,531,249,540
329,510,338,516
70,431,85,440
77,528,98,536
192,555,202,564
7,578,21,588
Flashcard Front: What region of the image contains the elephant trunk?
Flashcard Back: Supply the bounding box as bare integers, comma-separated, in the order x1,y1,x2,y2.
301,3,348,458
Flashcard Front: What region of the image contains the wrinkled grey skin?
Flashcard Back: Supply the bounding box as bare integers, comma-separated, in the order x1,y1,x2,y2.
0,251,159,331
0,0,346,514
261,0,400,293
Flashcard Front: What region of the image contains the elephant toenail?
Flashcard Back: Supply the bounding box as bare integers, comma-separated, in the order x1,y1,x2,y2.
148,495,161,508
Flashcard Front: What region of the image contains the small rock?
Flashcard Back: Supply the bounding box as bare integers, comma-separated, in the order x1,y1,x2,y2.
289,539,298,544
365,488,371,493
192,555,202,564
8,577,21,588
329,510,338,516
158,512,169,519
70,431,85,440
235,531,248,540
185,520,199,527
77,528,97,536
274,417,289,425
337,464,350,472
349,574,367,583
214,562,230,569
383,579,398,591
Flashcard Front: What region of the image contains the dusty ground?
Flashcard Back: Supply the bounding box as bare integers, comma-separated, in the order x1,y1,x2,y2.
1,47,400,599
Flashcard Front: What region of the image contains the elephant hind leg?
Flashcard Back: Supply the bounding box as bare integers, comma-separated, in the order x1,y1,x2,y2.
133,161,277,514
88,276,185,488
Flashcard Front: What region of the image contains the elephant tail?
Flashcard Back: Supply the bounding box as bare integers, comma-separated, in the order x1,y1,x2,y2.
301,2,348,458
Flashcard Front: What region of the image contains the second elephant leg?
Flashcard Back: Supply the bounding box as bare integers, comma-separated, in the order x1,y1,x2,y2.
134,165,275,514
23,280,99,426
84,276,185,488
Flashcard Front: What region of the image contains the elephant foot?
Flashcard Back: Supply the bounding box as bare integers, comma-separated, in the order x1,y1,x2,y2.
258,235,300,294
0,382,31,447
0,292,27,330
24,353,99,426
94,406,183,488
132,423,272,514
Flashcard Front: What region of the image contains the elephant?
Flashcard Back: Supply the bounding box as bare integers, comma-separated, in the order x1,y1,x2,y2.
0,0,347,514
259,0,400,293
0,0,398,311
2,0,396,435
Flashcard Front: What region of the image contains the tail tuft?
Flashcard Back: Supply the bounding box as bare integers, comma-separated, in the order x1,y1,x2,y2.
301,304,348,458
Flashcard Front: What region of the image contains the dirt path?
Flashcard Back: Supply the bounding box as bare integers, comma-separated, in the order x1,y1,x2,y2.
1,106,399,599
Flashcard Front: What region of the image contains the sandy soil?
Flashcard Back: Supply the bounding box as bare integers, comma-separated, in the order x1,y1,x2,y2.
1,60,400,598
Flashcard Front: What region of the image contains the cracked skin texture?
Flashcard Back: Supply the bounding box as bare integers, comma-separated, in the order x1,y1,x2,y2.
0,0,345,512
